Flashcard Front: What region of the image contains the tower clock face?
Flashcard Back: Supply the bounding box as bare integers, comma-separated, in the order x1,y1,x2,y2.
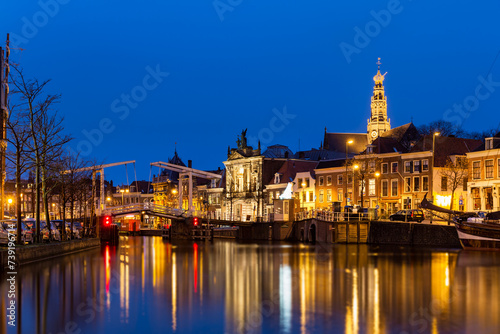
371,130,378,138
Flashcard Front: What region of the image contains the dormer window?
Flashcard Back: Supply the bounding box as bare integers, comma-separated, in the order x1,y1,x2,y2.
486,138,493,150
367,146,373,154
274,173,281,184
211,179,217,188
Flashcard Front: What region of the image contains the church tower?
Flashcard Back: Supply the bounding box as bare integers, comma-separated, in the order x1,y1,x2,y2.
367,58,391,144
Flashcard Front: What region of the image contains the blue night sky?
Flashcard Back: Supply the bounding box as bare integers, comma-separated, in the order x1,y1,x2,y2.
2,0,500,184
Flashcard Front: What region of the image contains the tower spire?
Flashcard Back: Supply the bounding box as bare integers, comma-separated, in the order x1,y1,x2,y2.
367,58,391,144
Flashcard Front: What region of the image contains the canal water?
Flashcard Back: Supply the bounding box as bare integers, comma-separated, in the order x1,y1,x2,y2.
1,237,500,334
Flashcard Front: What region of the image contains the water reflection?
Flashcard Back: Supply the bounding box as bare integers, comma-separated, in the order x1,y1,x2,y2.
1,239,500,333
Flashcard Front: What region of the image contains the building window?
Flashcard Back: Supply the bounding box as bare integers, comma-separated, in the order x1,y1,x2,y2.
305,178,310,188
338,190,343,202
404,177,411,192
302,192,306,203
327,189,332,202
337,175,343,185
327,175,332,186
382,163,388,174
309,191,313,202
472,187,481,210
319,190,324,203
368,161,375,173
391,180,398,197
368,179,376,196
391,162,398,173
486,159,494,178
404,161,412,173
319,176,324,186
472,161,480,180
413,177,420,192
298,178,303,188
347,174,352,184
422,159,429,171
463,177,468,191
422,176,429,192
274,173,281,184
441,176,448,191
381,180,388,197
414,160,421,173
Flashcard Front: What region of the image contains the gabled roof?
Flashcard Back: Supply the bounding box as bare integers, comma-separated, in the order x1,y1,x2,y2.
293,149,345,161
315,159,346,170
411,135,483,167
367,136,405,154
270,160,318,185
323,132,368,154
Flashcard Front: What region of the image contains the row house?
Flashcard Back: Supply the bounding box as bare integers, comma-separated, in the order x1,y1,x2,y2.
313,135,482,216
466,133,500,212
264,160,318,215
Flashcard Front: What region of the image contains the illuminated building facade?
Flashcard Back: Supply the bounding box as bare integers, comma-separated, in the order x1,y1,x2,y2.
466,133,500,212
367,58,391,144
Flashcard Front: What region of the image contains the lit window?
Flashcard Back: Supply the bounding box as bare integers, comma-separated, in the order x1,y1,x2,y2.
327,176,332,186
319,190,324,203
486,160,494,178
422,160,429,171
472,161,480,179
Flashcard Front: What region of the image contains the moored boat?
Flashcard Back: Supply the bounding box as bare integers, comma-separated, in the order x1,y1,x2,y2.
419,193,500,250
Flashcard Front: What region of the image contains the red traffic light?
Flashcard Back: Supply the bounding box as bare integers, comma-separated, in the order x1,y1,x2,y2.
104,216,111,225
193,217,199,226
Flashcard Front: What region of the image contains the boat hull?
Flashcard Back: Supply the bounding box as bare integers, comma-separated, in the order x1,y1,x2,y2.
455,221,500,250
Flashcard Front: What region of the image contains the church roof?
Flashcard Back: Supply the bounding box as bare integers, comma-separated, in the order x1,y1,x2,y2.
323,132,368,155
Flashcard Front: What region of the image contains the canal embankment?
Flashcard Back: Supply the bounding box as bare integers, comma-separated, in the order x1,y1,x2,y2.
0,238,101,269
277,219,462,248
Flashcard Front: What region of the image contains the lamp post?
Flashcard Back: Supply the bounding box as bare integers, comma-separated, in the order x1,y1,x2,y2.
375,172,380,219
120,189,129,206
431,132,440,224
345,140,354,209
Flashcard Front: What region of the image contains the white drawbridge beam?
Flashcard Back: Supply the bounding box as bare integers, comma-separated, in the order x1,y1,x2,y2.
151,161,222,212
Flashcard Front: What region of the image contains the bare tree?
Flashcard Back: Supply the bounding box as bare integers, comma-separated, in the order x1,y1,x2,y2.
440,156,468,219
5,104,33,244
10,65,71,242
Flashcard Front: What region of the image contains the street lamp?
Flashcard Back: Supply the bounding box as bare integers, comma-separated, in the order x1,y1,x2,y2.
120,189,129,206
375,172,380,216
345,140,354,209
7,198,13,214
430,132,440,223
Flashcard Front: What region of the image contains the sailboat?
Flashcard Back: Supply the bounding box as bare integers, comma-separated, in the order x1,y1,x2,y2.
420,194,500,250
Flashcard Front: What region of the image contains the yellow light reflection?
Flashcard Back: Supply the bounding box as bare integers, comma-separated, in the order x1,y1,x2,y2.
172,252,177,331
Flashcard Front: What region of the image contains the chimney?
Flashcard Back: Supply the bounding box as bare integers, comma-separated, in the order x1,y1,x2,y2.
188,160,192,168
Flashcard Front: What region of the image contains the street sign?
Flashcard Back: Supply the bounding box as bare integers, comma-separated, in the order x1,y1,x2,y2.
376,205,380,209
347,198,351,203
459,199,463,206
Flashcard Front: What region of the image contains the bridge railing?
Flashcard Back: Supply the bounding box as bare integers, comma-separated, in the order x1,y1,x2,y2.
106,203,184,217
295,210,349,222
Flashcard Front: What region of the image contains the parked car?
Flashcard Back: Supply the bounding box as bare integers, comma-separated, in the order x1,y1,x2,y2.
1,219,34,244
41,221,61,242
389,209,424,223
0,222,10,245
